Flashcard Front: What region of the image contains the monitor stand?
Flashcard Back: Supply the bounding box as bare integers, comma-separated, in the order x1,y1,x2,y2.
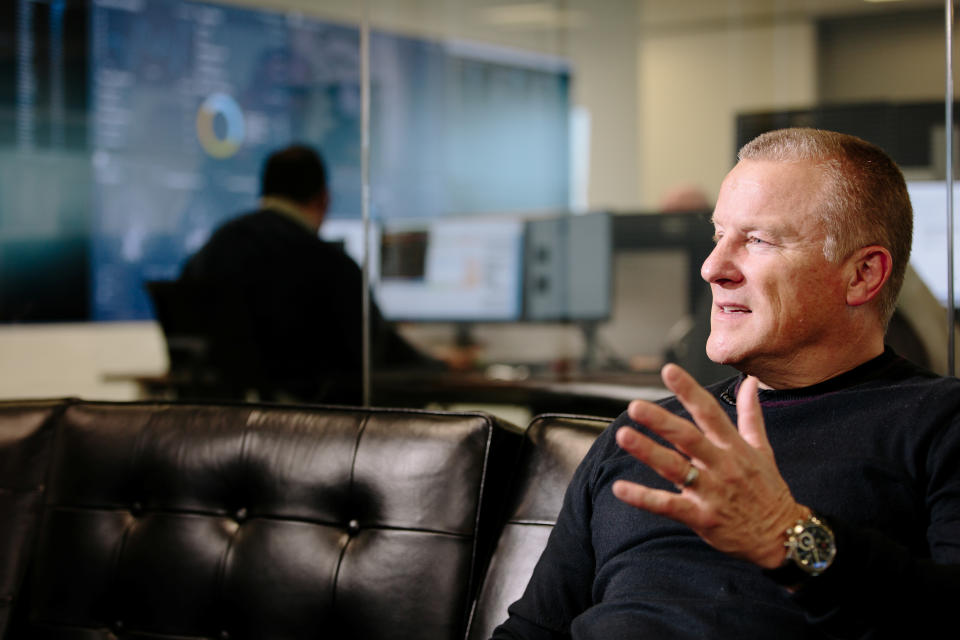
579,320,600,372
454,322,476,348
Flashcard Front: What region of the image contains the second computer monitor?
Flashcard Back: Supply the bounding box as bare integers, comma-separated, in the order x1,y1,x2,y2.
524,212,612,322
376,218,526,322
322,212,613,324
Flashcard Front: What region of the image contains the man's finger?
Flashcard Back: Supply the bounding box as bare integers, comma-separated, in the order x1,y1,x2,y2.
626,400,720,465
661,363,739,444
615,426,700,486
611,479,698,524
736,375,773,453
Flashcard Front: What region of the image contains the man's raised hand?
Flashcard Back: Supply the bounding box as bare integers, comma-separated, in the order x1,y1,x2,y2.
611,363,808,568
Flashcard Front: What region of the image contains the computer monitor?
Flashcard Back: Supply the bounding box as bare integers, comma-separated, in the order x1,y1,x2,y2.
907,180,958,307
322,217,526,322
524,212,612,322
326,214,618,325
376,218,526,322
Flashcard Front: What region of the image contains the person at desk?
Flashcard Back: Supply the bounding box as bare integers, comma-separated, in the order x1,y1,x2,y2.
179,143,437,403
493,128,960,638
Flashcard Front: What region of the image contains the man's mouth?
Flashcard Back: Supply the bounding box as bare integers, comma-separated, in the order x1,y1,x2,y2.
717,304,750,314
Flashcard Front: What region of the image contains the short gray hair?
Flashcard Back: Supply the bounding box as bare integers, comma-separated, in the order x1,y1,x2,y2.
738,128,912,325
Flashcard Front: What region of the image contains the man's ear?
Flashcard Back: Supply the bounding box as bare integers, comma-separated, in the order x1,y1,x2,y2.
845,245,892,307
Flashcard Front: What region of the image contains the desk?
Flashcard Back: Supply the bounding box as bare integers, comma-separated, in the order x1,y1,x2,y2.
107,368,669,420
371,369,669,419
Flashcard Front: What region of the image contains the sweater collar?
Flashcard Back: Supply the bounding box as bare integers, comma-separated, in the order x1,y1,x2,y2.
719,347,901,407
259,196,317,234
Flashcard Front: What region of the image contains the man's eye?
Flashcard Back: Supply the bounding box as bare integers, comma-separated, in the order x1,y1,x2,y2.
747,236,768,245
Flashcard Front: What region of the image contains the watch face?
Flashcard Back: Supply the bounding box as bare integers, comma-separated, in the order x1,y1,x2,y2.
795,523,836,573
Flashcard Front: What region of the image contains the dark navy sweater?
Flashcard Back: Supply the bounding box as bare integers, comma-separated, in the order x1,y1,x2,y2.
494,349,960,639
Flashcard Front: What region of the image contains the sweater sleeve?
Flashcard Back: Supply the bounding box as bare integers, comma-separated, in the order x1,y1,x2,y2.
789,406,960,638
786,516,960,638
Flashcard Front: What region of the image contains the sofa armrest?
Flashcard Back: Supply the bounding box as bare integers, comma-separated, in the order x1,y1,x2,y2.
466,413,608,640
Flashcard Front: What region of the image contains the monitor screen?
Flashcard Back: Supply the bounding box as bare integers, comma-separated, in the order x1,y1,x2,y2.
322,217,526,322
375,218,526,322
907,181,957,307
89,0,362,321
326,214,614,324
83,0,570,322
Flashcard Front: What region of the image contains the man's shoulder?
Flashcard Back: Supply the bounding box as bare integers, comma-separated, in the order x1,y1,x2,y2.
202,208,335,255
854,350,960,399
222,208,299,234
195,208,271,245
599,374,739,446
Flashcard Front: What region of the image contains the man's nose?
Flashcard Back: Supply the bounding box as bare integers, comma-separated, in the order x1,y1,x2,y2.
700,239,740,284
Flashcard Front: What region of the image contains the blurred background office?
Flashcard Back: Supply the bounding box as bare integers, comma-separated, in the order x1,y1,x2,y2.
0,0,957,421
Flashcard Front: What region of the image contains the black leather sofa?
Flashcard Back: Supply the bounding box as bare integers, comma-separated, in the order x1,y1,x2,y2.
0,398,609,640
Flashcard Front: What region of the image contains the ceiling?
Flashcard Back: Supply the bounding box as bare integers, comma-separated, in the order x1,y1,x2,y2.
637,0,946,31
233,0,950,38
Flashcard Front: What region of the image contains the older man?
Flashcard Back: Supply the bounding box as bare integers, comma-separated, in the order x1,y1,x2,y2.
493,129,960,638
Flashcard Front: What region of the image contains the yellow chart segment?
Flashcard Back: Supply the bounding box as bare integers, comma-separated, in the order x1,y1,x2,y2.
196,93,245,158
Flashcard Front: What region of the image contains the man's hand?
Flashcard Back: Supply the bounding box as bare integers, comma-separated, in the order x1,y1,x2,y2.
611,363,808,569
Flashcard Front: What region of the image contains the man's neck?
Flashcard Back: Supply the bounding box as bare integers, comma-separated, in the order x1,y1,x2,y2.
751,339,886,390
259,196,319,234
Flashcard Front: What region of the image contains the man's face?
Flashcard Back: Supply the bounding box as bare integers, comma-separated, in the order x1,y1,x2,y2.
701,159,851,374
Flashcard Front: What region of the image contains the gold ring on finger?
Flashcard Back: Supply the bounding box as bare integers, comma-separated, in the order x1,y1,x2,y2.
680,464,699,488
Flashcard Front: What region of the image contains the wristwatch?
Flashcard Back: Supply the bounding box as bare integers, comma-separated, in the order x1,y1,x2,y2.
765,512,837,588
784,513,836,575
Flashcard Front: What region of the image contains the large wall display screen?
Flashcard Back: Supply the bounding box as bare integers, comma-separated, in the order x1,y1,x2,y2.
368,34,570,220
89,0,361,320
83,0,569,321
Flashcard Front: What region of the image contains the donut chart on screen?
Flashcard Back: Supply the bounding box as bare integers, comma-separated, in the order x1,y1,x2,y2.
196,93,245,158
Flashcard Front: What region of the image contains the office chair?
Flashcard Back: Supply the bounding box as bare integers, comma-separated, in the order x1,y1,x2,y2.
145,280,263,400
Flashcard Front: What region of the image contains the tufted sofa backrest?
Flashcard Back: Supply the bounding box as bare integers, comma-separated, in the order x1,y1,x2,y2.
0,400,523,640
0,400,64,639
466,413,609,640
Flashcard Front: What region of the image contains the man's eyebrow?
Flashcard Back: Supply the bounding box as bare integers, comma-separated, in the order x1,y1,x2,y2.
709,219,800,242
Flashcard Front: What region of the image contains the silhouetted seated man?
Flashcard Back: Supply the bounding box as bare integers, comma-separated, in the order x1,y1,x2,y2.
179,144,438,403
493,129,960,638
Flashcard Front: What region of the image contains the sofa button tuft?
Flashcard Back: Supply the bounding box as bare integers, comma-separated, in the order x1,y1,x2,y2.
235,507,247,523
130,502,142,516
347,519,360,535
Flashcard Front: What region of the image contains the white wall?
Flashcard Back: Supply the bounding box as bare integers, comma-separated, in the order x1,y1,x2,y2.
637,18,817,209
0,322,167,400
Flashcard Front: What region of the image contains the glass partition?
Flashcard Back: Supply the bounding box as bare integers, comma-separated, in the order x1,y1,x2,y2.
0,0,955,409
